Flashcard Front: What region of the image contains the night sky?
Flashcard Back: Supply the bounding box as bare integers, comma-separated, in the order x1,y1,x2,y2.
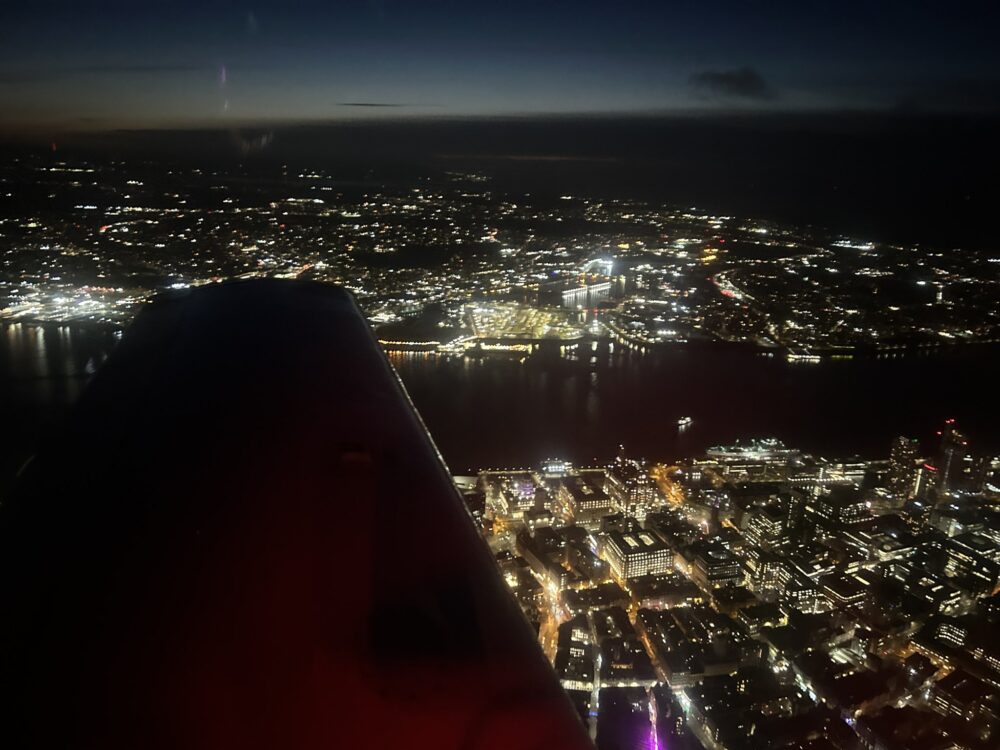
2,1,1000,132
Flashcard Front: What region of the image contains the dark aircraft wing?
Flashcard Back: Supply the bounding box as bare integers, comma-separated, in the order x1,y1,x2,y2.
0,280,592,749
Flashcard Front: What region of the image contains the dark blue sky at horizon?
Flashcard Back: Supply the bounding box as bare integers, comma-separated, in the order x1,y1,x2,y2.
2,1,999,131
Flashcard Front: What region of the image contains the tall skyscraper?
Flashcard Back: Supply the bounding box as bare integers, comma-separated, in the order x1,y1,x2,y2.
937,420,969,495
888,436,921,502
969,456,991,495
914,463,940,501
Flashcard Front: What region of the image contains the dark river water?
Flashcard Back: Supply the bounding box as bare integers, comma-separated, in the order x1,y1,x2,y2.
391,343,1000,472
2,323,998,493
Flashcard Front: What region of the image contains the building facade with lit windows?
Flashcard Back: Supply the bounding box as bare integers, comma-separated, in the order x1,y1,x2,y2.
605,450,659,519
602,531,673,581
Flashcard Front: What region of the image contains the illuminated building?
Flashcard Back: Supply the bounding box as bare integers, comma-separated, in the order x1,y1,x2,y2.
689,542,744,590
937,419,969,496
819,571,867,609
553,614,595,691
729,482,783,529
744,505,785,549
627,572,704,609
931,669,998,723
744,548,785,595
888,436,921,502
817,458,867,486
602,531,673,580
561,582,630,616
636,607,761,688
839,523,918,563
605,448,659,519
557,474,614,527
929,503,982,538
736,603,786,634
600,513,641,534
481,470,550,521
540,459,574,478
515,528,569,589
805,486,871,535
592,607,657,686
943,534,1000,593
781,573,824,612
523,506,554,530
896,569,964,614
969,455,991,495
914,463,940,500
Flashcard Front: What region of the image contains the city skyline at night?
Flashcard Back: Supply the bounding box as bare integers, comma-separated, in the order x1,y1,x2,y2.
3,3,1000,749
